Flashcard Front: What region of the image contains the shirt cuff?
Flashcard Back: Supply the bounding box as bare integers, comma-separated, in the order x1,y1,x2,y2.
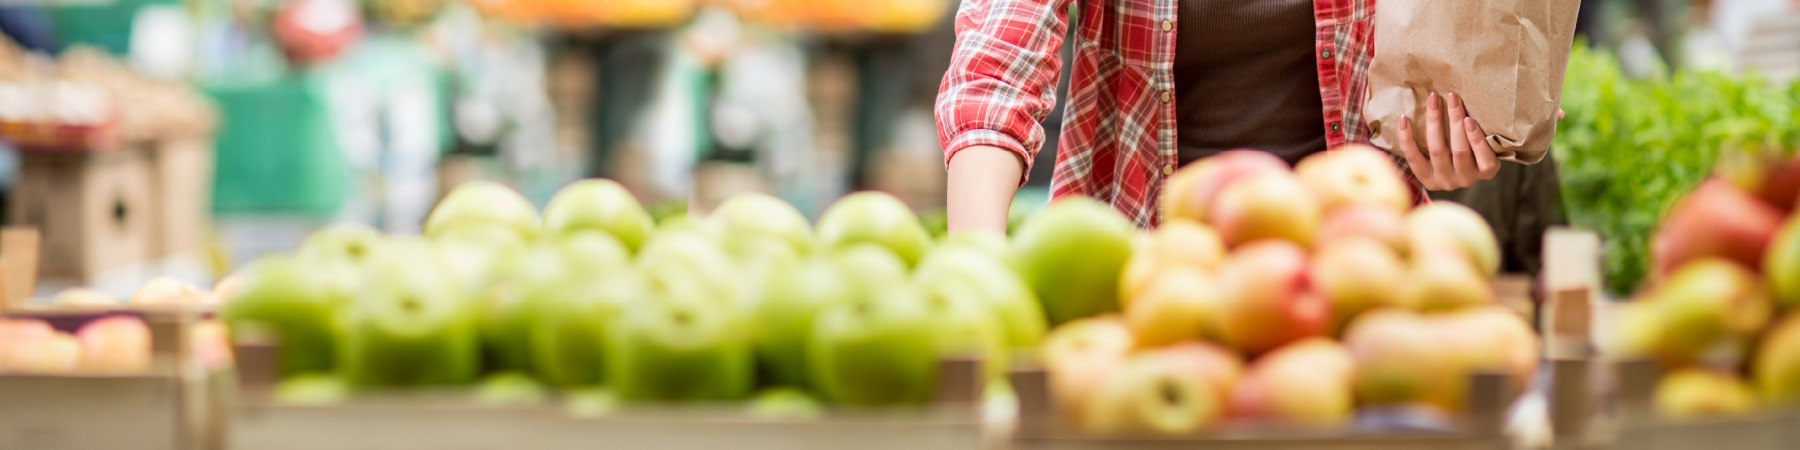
943,128,1035,187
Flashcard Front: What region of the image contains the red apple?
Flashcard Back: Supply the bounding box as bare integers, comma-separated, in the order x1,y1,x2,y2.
1406,202,1501,276
76,315,153,373
1213,241,1330,356
1040,316,1135,422
0,332,81,373
1229,338,1354,425
1118,221,1227,307
1346,309,1460,408
1080,347,1228,435
1209,172,1323,248
1295,145,1412,213
1311,237,1409,334
1317,205,1409,253
1652,178,1784,278
131,277,208,305
1163,150,1291,223
1124,268,1224,347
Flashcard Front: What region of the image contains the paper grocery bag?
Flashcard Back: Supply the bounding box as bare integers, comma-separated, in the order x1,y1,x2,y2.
1365,0,1582,165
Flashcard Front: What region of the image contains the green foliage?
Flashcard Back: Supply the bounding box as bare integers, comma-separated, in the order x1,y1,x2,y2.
1554,45,1800,296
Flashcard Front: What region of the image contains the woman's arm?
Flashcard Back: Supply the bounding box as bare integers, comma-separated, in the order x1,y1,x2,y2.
935,0,1075,234
947,145,1026,233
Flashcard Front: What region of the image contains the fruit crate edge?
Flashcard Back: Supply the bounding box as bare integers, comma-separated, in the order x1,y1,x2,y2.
228,341,993,450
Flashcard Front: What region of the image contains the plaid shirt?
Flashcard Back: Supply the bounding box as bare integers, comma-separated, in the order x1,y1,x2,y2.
936,0,1381,227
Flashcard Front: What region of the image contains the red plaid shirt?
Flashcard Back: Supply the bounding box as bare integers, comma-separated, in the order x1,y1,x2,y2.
936,0,1381,227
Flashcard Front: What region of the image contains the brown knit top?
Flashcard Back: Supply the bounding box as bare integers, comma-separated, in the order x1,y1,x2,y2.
1174,0,1329,166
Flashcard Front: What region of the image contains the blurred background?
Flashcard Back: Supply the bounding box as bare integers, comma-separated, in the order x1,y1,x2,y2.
0,0,1794,298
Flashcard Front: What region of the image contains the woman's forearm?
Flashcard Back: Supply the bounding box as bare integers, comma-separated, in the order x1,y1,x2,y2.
946,145,1027,235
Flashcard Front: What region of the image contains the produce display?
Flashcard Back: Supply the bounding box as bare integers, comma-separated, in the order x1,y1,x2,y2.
0,40,216,149
0,278,233,375
1603,153,1800,419
1556,44,1800,296
1033,147,1539,435
221,179,1033,411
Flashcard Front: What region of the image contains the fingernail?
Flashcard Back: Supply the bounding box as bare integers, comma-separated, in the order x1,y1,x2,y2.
1447,92,1457,104
1428,94,1439,110
1400,115,1410,130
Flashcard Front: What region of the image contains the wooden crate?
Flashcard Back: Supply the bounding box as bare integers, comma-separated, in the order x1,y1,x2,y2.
1602,360,1799,450
1006,365,1516,450
0,312,231,450
146,138,215,259
7,148,155,281
228,340,991,450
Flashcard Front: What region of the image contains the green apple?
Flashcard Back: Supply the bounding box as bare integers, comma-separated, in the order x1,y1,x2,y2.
809,284,942,406
1009,197,1135,326
473,371,550,406
923,286,1010,381
543,179,655,253
557,230,635,276
749,257,856,389
638,230,744,305
426,181,541,243
816,192,932,267
831,244,912,298
608,282,755,402
915,247,1047,348
748,387,826,420
477,244,570,373
723,237,806,283
297,223,385,265
222,255,350,375
1769,217,1800,308
431,223,532,255
938,229,1009,258
565,387,621,417
275,373,350,405
338,240,481,386
708,193,813,255
529,270,647,387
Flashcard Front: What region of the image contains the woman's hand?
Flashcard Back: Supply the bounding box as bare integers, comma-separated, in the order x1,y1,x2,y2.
1396,92,1498,191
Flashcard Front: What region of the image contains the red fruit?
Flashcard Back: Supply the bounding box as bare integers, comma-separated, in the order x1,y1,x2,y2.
1214,241,1331,356
1756,159,1800,213
76,315,153,373
1163,150,1291,223
1652,179,1785,278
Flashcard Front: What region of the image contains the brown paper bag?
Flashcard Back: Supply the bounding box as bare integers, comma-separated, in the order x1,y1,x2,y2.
1364,0,1582,165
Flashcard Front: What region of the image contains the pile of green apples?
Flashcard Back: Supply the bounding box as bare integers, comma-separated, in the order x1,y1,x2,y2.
222,179,1046,412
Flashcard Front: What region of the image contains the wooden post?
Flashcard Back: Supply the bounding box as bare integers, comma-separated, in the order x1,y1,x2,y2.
0,227,40,310
932,356,985,412
1465,371,1514,437
232,339,282,406
1008,366,1054,439
1549,358,1593,443
1614,359,1661,426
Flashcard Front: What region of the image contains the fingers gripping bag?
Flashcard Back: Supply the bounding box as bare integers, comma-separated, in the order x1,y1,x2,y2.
1364,0,1582,165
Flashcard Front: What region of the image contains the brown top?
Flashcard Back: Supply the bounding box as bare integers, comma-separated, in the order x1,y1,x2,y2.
1174,0,1328,166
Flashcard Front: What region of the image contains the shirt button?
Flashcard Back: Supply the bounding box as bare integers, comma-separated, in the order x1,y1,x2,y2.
1161,20,1173,32
1329,123,1342,134
1162,164,1175,176
1160,91,1172,103
1320,49,1334,59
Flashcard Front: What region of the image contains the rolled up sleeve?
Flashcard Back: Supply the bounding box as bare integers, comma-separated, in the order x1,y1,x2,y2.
935,0,1073,185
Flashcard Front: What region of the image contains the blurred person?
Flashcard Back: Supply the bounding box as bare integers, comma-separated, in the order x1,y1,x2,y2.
0,6,55,53
937,0,1567,242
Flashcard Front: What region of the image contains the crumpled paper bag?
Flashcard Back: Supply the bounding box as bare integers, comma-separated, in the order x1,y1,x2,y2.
1365,0,1582,165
